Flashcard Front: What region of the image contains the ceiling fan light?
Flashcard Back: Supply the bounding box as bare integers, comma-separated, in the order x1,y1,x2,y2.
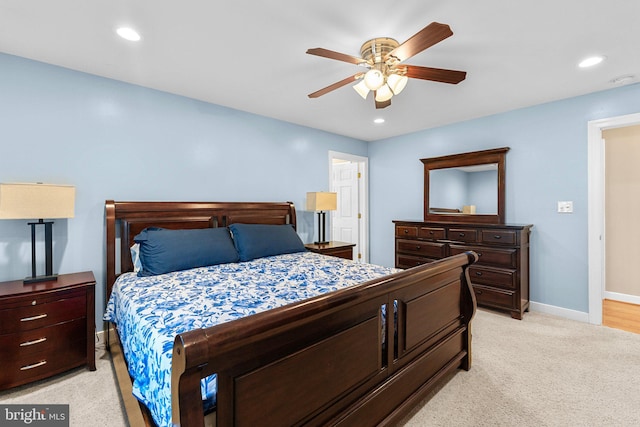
353,80,370,99
364,69,385,90
375,84,393,102
387,73,408,95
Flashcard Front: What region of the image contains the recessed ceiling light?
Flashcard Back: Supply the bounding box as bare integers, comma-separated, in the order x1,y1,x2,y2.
373,118,385,124
578,55,605,68
116,27,141,42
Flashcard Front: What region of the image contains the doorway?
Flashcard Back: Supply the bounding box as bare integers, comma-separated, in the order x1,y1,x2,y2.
328,151,368,263
587,112,640,325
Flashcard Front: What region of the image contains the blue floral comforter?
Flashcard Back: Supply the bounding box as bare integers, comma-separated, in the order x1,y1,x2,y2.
103,251,396,427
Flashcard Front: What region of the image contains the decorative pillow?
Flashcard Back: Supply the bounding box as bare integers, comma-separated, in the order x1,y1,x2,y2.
229,223,305,262
133,227,239,276
130,243,142,273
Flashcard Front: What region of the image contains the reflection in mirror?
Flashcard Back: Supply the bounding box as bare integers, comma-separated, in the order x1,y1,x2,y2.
429,164,498,215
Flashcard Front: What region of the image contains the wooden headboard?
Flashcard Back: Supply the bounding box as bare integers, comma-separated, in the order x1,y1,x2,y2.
105,200,297,301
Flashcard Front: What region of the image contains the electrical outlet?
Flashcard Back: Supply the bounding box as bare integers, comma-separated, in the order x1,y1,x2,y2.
557,201,573,213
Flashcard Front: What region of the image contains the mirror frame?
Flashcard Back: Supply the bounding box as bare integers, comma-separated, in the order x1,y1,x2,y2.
421,147,510,224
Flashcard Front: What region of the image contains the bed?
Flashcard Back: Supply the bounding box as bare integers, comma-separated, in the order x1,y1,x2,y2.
104,200,477,427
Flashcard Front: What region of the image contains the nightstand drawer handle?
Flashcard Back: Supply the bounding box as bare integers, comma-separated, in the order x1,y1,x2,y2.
20,313,47,322
493,235,502,239
20,360,47,371
20,337,47,347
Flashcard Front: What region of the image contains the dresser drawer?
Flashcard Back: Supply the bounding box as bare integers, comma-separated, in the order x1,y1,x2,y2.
396,239,447,259
418,227,446,240
0,317,86,360
481,229,517,245
448,228,478,243
450,245,517,268
472,285,516,310
0,295,86,334
469,266,516,290
396,254,436,269
396,226,418,238
0,339,87,389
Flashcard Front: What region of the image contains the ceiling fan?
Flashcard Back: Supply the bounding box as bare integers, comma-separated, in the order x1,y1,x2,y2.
306,22,466,109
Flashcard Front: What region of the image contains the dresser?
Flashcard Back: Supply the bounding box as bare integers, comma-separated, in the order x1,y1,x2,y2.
393,221,532,319
0,271,96,389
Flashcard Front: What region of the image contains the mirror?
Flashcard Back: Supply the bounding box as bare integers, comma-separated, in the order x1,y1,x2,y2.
421,147,509,224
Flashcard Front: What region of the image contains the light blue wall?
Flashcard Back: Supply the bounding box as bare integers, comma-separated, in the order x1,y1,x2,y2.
0,53,367,330
369,82,640,313
3,51,640,324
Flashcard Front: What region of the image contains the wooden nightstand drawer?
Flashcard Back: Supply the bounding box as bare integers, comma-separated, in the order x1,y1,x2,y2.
0,294,86,334
0,340,87,389
0,317,86,360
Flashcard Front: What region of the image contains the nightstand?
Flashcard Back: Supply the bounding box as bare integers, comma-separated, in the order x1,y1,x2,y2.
305,241,356,260
0,271,96,390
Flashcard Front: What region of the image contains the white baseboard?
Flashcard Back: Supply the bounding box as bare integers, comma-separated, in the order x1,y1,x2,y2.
529,301,590,323
604,291,640,305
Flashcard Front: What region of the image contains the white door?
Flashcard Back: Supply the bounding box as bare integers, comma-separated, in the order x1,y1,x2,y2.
331,162,361,261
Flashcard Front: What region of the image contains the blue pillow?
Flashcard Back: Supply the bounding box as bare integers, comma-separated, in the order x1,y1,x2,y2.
229,223,305,262
134,227,239,276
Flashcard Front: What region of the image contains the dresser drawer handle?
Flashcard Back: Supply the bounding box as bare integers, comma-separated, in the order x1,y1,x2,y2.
416,245,421,250
475,271,483,276
20,313,47,322
477,252,482,257
429,231,434,235
404,229,409,234
493,235,502,239
459,233,465,237
20,360,47,371
20,337,47,347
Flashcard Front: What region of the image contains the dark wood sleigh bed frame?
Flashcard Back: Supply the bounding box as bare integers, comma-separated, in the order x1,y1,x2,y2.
105,200,478,427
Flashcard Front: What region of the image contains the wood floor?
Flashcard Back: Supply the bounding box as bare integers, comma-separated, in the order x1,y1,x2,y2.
602,299,640,334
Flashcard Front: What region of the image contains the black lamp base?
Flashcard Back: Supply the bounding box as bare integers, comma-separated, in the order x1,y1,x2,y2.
25,219,57,285
315,211,329,245
24,274,58,285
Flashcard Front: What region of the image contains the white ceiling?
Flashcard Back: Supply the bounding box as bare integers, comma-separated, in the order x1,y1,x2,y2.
1,0,638,141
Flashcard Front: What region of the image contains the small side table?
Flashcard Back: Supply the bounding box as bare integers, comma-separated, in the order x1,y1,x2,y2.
0,271,96,390
305,241,356,260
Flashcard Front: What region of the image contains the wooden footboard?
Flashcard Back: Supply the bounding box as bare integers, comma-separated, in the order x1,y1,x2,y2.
172,252,477,427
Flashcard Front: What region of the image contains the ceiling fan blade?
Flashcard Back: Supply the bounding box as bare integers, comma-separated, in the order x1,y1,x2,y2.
375,97,391,109
404,65,466,84
386,22,453,63
306,48,367,66
308,73,363,98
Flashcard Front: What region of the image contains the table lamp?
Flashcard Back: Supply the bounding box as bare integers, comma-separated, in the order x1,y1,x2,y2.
0,182,75,283
306,192,337,244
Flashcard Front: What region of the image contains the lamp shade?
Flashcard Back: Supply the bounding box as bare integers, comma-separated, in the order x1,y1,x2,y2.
306,192,337,212
0,183,75,219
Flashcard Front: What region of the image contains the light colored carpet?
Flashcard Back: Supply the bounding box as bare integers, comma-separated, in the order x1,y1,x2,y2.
2,309,639,426
400,309,640,426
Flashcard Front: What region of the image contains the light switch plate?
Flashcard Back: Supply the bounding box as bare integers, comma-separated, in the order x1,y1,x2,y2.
557,201,573,213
